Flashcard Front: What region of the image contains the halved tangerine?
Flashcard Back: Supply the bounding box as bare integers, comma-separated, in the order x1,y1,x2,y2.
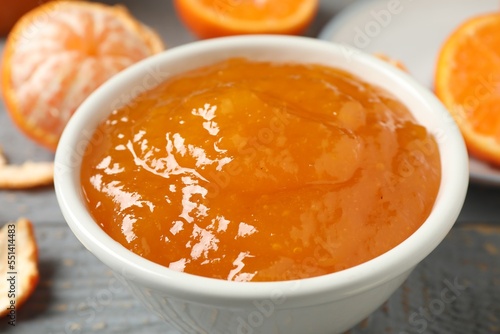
435,13,500,166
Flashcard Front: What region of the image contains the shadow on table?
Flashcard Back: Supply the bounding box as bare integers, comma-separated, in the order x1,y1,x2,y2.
457,183,500,225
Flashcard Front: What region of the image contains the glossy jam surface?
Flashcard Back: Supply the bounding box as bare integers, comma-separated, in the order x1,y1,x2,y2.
80,58,441,282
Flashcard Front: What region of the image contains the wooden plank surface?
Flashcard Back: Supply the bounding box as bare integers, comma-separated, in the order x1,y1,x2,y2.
0,1,499,333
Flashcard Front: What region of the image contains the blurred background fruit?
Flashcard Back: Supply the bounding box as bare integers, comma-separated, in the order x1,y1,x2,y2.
173,0,319,39
1,1,164,151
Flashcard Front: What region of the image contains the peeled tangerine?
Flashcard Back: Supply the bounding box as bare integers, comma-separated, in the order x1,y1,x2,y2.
0,218,39,318
1,1,164,151
80,58,441,282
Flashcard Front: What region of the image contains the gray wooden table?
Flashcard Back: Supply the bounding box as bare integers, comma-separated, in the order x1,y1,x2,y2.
0,1,499,333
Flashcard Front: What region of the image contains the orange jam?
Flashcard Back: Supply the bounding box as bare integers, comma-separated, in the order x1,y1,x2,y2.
80,58,441,282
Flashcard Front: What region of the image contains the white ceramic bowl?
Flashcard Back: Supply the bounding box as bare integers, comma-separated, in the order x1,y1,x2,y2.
54,35,469,334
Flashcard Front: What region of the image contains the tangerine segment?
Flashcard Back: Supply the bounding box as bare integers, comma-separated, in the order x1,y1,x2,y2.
174,0,319,39
0,218,39,317
435,13,500,165
1,1,164,151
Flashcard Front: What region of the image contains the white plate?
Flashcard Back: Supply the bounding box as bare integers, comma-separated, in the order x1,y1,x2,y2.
319,0,500,185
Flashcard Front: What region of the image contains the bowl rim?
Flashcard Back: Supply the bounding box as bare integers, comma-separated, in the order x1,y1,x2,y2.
54,35,469,307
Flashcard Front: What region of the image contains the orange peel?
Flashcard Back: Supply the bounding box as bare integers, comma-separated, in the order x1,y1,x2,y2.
0,146,53,189
0,218,39,318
